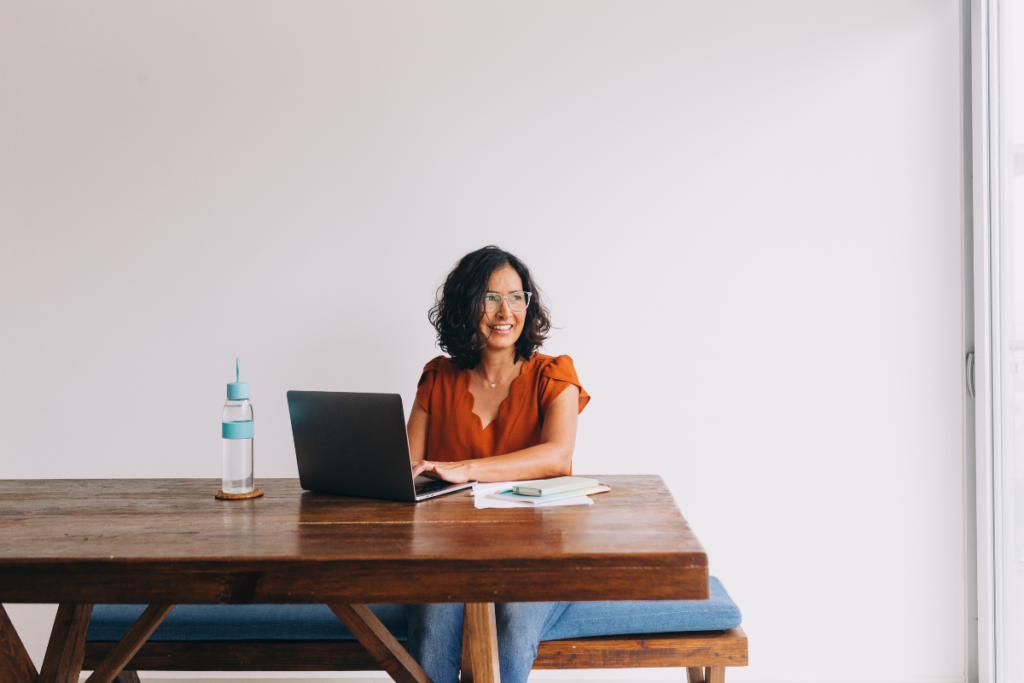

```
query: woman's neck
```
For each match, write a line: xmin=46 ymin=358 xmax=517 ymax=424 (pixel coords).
xmin=477 ymin=349 xmax=518 ymax=381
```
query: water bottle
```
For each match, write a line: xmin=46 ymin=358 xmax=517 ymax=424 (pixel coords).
xmin=222 ymin=359 xmax=254 ymax=495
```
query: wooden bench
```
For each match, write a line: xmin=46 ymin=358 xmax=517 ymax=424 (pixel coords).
xmin=84 ymin=626 xmax=748 ymax=683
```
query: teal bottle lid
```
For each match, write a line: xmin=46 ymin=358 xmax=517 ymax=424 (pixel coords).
xmin=227 ymin=358 xmax=250 ymax=400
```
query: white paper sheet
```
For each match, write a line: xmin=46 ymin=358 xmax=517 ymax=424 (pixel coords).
xmin=471 ymin=481 xmax=594 ymax=509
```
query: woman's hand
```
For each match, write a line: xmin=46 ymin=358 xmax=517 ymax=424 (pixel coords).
xmin=412 ymin=459 xmax=474 ymax=484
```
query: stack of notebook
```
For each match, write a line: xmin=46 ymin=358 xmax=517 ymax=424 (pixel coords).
xmin=472 ymin=477 xmax=610 ymax=509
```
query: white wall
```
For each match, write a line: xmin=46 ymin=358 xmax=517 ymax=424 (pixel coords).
xmin=0 ymin=2 xmax=965 ymax=682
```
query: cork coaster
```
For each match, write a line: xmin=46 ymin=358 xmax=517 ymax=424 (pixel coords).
xmin=215 ymin=487 xmax=264 ymax=500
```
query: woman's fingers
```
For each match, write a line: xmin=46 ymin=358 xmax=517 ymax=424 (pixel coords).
xmin=414 ymin=460 xmax=449 ymax=481
xmin=431 ymin=462 xmax=471 ymax=484
xmin=412 ymin=460 xmax=472 ymax=484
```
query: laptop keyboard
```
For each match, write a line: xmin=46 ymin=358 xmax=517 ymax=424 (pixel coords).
xmin=415 ymin=479 xmax=455 ymax=496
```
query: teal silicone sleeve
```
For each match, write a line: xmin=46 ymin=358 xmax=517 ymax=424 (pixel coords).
xmin=222 ymin=420 xmax=255 ymax=439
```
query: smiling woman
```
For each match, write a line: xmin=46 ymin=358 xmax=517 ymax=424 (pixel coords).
xmin=404 ymin=245 xmax=590 ymax=683
xmin=408 ymin=245 xmax=589 ymax=485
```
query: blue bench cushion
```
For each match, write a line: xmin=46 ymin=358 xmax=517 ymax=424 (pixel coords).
xmin=87 ymin=604 xmax=409 ymax=642
xmin=86 ymin=576 xmax=740 ymax=643
xmin=540 ymin=577 xmax=741 ymax=640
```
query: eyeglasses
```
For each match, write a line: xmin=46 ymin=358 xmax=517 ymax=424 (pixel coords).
xmin=483 ymin=291 xmax=532 ymax=313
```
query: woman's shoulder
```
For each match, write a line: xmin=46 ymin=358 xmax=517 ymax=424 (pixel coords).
xmin=526 ymin=353 xmax=580 ymax=379
xmin=421 ymin=355 xmax=459 ymax=377
xmin=528 ymin=352 xmax=575 ymax=366
xmin=527 ymin=353 xmax=589 ymax=413
xmin=416 ymin=356 xmax=460 ymax=411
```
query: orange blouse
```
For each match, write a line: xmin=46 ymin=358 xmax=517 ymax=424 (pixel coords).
xmin=415 ymin=354 xmax=590 ymax=462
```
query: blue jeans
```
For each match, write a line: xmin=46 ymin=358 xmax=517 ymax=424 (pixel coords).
xmin=407 ymin=602 xmax=570 ymax=683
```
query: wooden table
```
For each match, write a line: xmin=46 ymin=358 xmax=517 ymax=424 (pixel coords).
xmin=0 ymin=476 xmax=708 ymax=683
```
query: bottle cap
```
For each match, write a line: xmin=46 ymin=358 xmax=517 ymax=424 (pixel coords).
xmin=227 ymin=358 xmax=250 ymax=400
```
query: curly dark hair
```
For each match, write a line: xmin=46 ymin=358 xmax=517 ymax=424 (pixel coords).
xmin=429 ymin=246 xmax=551 ymax=370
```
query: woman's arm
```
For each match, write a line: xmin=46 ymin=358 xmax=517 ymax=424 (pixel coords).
xmin=410 ymin=385 xmax=580 ymax=483
xmin=407 ymin=400 xmax=429 ymax=463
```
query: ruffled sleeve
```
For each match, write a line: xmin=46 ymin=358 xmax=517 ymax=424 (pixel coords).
xmin=539 ymin=355 xmax=590 ymax=414
xmin=416 ymin=357 xmax=442 ymax=412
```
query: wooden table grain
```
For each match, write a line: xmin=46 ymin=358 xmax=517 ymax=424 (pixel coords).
xmin=0 ymin=476 xmax=708 ymax=683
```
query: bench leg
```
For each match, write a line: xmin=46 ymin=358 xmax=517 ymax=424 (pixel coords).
xmin=39 ymin=603 xmax=94 ymax=683
xmin=687 ymin=667 xmax=705 ymax=683
xmin=329 ymin=603 xmax=432 ymax=683
xmin=85 ymin=604 xmax=174 ymax=683
xmin=462 ymin=603 xmax=500 ymax=683
xmin=0 ymin=605 xmax=38 ymax=683
xmin=116 ymin=672 xmax=142 ymax=683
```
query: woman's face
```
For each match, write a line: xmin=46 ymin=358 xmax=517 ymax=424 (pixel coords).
xmin=478 ymin=265 xmax=526 ymax=354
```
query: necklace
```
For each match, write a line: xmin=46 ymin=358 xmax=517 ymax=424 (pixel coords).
xmin=478 ymin=362 xmax=518 ymax=388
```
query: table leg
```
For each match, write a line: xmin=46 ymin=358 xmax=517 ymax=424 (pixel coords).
xmin=328 ymin=603 xmax=432 ymax=683
xmin=38 ymin=603 xmax=93 ymax=683
xmin=687 ymin=667 xmax=705 ymax=683
xmin=461 ymin=603 xmax=500 ymax=683
xmin=0 ymin=604 xmax=38 ymax=683
xmin=85 ymin=604 xmax=175 ymax=683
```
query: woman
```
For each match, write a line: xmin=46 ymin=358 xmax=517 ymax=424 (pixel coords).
xmin=406 ymin=245 xmax=589 ymax=683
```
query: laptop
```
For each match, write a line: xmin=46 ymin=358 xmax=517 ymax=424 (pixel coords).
xmin=286 ymin=390 xmax=474 ymax=502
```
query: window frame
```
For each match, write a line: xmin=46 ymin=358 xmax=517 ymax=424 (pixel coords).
xmin=966 ymin=1 xmax=1014 ymax=682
